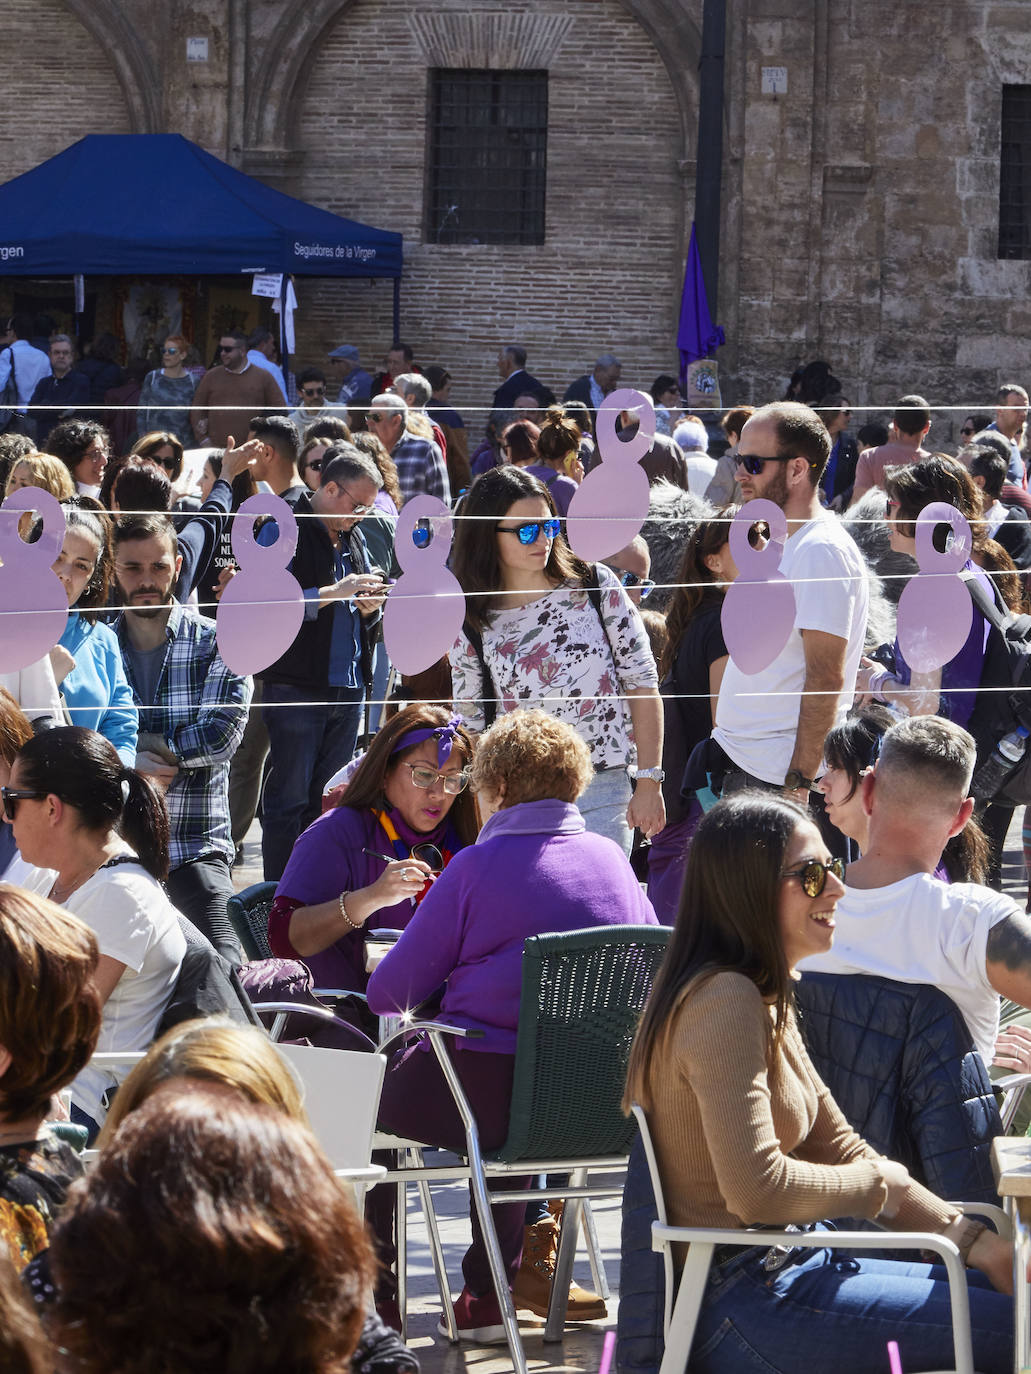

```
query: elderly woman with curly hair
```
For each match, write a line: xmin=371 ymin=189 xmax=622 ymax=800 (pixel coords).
xmin=367 ymin=709 xmax=657 ymax=1342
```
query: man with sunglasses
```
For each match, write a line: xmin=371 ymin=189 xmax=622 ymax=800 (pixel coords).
xmin=287 ymin=367 xmax=349 ymax=434
xmin=366 ymin=391 xmax=449 ymax=506
xmin=190 ymin=331 xmax=287 ymax=449
xmin=709 ymin=400 xmax=869 ymax=807
xmin=603 ymin=537 xmax=654 ymax=606
xmin=259 ymin=447 xmax=387 ymax=880
xmin=814 ymin=393 xmax=859 ymax=511
xmin=800 ymin=716 xmax=1031 ymax=1069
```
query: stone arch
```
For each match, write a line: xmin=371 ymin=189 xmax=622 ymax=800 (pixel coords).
xmin=246 ymin=0 xmax=700 ymax=157
xmin=62 ymin=0 xmax=160 ymax=134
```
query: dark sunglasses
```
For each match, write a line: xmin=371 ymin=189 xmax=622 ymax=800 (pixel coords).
xmin=218 ymin=344 xmax=237 ymax=353
xmin=618 ymin=570 xmax=655 ymax=599
xmin=960 ymin=426 xmax=975 ymax=437
xmin=781 ymin=856 xmax=845 ymax=898
xmin=302 ymin=387 xmax=325 ymax=397
xmin=496 ymin=519 xmax=561 ymax=546
xmin=155 ymin=457 xmax=177 ymax=473
xmin=1 ymin=787 xmax=46 ymax=821
xmin=362 ymin=842 xmax=447 ymax=872
xmin=737 ymin=454 xmax=803 ymax=476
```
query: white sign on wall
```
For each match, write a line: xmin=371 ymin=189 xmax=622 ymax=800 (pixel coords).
xmin=761 ymin=66 xmax=787 ymax=95
xmin=186 ymin=37 xmax=209 ymax=62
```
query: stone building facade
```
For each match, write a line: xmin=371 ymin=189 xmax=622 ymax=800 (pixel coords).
xmin=0 ymin=0 xmax=1028 ymax=432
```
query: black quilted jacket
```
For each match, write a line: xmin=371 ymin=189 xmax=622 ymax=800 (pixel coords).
xmin=616 ymin=973 xmax=1002 ymax=1374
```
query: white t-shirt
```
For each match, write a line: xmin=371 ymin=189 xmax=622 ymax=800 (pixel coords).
xmin=14 ymin=859 xmax=186 ymax=1122
xmin=799 ymin=872 xmax=1019 ymax=1061
xmin=713 ymin=511 xmax=869 ymax=783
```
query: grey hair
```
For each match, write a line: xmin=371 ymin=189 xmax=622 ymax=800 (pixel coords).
xmin=370 ymin=391 xmax=407 ymax=417
xmin=502 ymin=344 xmax=527 ymax=369
xmin=394 ymin=373 xmax=431 ymax=408
xmin=595 ymin=353 xmax=621 ymax=369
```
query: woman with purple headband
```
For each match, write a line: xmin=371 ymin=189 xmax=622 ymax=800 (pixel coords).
xmin=267 ymin=704 xmax=478 ymax=1019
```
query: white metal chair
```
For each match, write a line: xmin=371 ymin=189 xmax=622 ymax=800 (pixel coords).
xmin=630 ymin=1102 xmax=1009 ymax=1374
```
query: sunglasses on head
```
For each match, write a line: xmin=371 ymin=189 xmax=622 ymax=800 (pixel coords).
xmin=496 ymin=519 xmax=561 ymax=546
xmin=1 ymin=787 xmax=45 ymax=821
xmin=781 ymin=856 xmax=845 ymax=897
xmin=618 ymin=570 xmax=655 ymax=598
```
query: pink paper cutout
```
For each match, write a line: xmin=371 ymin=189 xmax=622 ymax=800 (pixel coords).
xmin=895 ymin=501 xmax=974 ymax=674
xmin=215 ymin=494 xmax=305 ymax=675
xmin=0 ymin=487 xmax=68 ymax=671
xmin=720 ymin=500 xmax=797 ymax=675
xmin=565 ymin=388 xmax=653 ymax=561
xmin=384 ymin=495 xmax=466 ymax=675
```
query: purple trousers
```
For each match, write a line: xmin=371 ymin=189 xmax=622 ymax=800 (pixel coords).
xmin=645 ymin=802 xmax=701 ymax=925
xmin=368 ymin=1040 xmax=532 ymax=1298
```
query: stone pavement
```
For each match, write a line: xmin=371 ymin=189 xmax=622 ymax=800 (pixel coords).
xmin=233 ymin=814 xmax=1029 ymax=1374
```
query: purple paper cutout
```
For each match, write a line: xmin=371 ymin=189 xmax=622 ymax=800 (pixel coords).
xmin=384 ymin=495 xmax=466 ymax=675
xmin=0 ymin=487 xmax=68 ymax=672
xmin=565 ymin=388 xmax=653 ymax=561
xmin=895 ymin=501 xmax=974 ymax=674
xmin=720 ymin=500 xmax=797 ymax=676
xmin=216 ymin=494 xmax=304 ymax=675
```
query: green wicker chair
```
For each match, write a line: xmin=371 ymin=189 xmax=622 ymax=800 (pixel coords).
xmin=376 ymin=924 xmax=670 ymax=1371
xmin=226 ymin=880 xmax=277 ymax=961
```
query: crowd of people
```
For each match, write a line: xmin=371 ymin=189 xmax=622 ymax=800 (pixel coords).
xmin=0 ymin=319 xmax=1030 ymax=1370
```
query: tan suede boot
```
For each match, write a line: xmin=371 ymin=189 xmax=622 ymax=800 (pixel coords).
xmin=512 ymin=1204 xmax=607 ymax=1321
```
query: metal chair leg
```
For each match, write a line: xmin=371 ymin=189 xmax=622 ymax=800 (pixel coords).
xmin=408 ymin=1146 xmax=457 ymax=1340
xmin=545 ymin=1170 xmax=586 ymax=1342
xmin=580 ymin=1197 xmax=610 ymax=1300
xmin=396 ymin=1169 xmax=407 ymax=1343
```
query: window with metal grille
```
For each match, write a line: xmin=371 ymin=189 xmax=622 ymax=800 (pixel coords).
xmin=426 ymin=69 xmax=548 ymax=245
xmin=1000 ymin=85 xmax=1031 ymax=259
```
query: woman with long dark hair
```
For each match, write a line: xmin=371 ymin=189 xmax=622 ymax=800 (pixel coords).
xmin=267 ymin=704 xmax=477 ymax=1004
xmin=646 ymin=513 xmax=735 ymax=921
xmin=449 ymin=466 xmax=664 ymax=854
xmin=624 ymin=791 xmax=1013 ymax=1374
xmin=4 ymin=727 xmax=185 ymax=1140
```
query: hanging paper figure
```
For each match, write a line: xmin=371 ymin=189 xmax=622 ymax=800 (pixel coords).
xmin=895 ymin=501 xmax=973 ymax=674
xmin=384 ymin=494 xmax=464 ymax=675
xmin=565 ymin=387 xmax=653 ymax=561
xmin=0 ymin=487 xmax=68 ymax=672
xmin=216 ymin=494 xmax=304 ymax=675
xmin=721 ymin=500 xmax=797 ymax=675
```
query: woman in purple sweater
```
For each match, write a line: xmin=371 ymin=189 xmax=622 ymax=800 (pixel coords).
xmin=367 ymin=709 xmax=657 ymax=1343
xmin=267 ymin=705 xmax=478 ymax=1005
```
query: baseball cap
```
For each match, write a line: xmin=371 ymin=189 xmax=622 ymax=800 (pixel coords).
xmin=328 ymin=344 xmax=360 ymax=362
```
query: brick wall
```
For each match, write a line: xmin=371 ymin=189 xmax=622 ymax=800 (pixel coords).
xmin=289 ymin=0 xmax=689 ymax=438
xmin=0 ymin=0 xmax=131 ymax=184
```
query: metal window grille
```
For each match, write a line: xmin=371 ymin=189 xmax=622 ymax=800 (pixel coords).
xmin=426 ymin=69 xmax=548 ymax=246
xmin=1000 ymin=85 xmax=1031 ymax=260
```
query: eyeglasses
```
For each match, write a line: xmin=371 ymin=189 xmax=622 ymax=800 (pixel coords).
xmin=1 ymin=787 xmax=46 ymax=821
xmin=218 ymin=345 xmax=237 ymax=353
xmin=960 ymin=427 xmax=975 ymax=437
xmin=885 ymin=497 xmax=899 ymax=519
xmin=161 ymin=346 xmax=179 ymax=355
xmin=368 ymin=412 xmax=393 ymax=424
xmin=618 ymin=570 xmax=655 ymax=599
xmin=737 ymin=454 xmax=804 ymax=476
xmin=400 ymin=763 xmax=470 ymax=795
xmin=496 ymin=519 xmax=561 ymax=546
xmin=780 ymin=856 xmax=845 ymax=898
xmin=341 ymin=485 xmax=374 ymax=516
xmin=155 ymin=457 xmax=178 ymax=473
xmin=363 ymin=842 xmax=446 ymax=873
xmin=302 ymin=387 xmax=325 ymax=398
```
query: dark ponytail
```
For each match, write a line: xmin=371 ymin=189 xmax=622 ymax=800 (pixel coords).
xmin=14 ymin=727 xmax=170 ymax=881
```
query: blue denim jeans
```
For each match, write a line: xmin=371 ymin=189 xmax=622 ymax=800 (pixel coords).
xmin=261 ymin=682 xmax=363 ymax=880
xmin=577 ymin=766 xmax=633 ymax=855
xmin=691 ymin=1228 xmax=1012 ymax=1374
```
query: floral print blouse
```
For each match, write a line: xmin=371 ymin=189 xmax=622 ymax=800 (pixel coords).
xmin=449 ymin=563 xmax=658 ymax=769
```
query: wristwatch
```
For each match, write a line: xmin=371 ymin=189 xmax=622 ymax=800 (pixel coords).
xmin=633 ymin=767 xmax=665 ymax=783
xmin=783 ymin=769 xmax=815 ymax=792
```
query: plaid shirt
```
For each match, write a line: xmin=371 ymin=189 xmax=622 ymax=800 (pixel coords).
xmin=392 ymin=434 xmax=451 ymax=505
xmin=115 ymin=602 xmax=251 ymax=869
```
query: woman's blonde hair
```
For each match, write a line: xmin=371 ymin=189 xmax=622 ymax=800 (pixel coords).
xmin=471 ymin=709 xmax=594 ymax=807
xmin=98 ymin=1017 xmax=306 ymax=1145
xmin=5 ymin=451 xmax=76 ymax=501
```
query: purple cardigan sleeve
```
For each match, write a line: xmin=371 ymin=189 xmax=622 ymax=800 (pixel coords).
xmin=366 ymin=856 xmax=470 ymax=1015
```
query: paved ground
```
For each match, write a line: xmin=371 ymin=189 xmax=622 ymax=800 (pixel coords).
xmin=233 ymin=815 xmax=1028 ymax=1374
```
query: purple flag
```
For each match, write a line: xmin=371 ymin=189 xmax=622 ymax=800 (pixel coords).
xmin=677 ymin=222 xmax=725 ymax=390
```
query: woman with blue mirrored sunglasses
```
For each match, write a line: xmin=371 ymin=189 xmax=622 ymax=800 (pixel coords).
xmin=495 ymin=518 xmax=562 ymax=546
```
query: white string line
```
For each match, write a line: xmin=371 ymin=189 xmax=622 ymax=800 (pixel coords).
xmin=30 ymin=681 xmax=1031 ymax=714
xmin=8 ymin=402 xmax=1023 ymax=415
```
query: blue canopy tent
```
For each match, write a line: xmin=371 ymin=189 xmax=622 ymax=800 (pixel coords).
xmin=0 ymin=132 xmax=403 ymax=353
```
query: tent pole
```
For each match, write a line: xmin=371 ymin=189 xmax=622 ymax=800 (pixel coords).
xmin=392 ymin=277 xmax=400 ymax=343
xmin=279 ymin=274 xmax=290 ymax=403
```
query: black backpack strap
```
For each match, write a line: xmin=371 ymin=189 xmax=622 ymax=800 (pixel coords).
xmin=960 ymin=567 xmax=1012 ymax=631
xmin=462 ymin=618 xmax=497 ymax=728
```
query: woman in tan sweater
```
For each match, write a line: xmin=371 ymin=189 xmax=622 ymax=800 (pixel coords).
xmin=625 ymin=791 xmax=1013 ymax=1374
